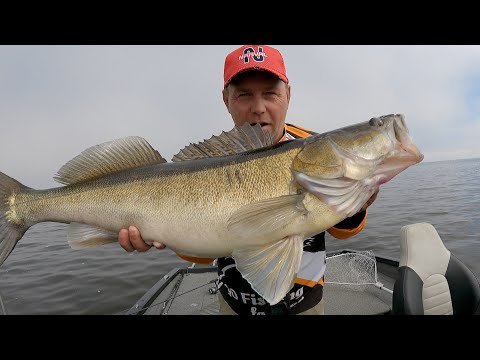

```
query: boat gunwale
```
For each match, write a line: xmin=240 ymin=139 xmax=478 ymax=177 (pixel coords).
xmin=126 ymin=266 xmax=217 ymax=315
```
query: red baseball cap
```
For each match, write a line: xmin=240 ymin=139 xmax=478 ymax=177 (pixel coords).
xmin=223 ymin=45 xmax=289 ymax=88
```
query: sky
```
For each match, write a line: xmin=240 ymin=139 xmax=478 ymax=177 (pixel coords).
xmin=1 ymin=45 xmax=479 ymax=189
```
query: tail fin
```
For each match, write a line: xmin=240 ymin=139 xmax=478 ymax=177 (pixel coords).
xmin=0 ymin=172 xmax=31 ymax=266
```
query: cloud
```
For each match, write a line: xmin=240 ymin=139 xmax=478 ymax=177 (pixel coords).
xmin=0 ymin=45 xmax=478 ymax=188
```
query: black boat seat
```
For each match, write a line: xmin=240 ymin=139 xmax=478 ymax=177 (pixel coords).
xmin=392 ymin=223 xmax=480 ymax=315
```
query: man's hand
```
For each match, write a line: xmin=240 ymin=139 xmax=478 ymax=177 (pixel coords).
xmin=118 ymin=226 xmax=166 ymax=252
xmin=360 ymin=189 xmax=379 ymax=213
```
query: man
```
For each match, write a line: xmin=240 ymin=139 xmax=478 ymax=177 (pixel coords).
xmin=118 ymin=45 xmax=378 ymax=315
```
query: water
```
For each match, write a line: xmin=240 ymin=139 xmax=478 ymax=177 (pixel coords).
xmin=325 ymin=158 xmax=480 ymax=269
xmin=0 ymin=159 xmax=479 ymax=314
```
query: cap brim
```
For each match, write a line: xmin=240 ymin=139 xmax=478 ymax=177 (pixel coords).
xmin=224 ymin=68 xmax=288 ymax=88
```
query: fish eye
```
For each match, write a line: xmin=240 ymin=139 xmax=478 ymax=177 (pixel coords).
xmin=369 ymin=117 xmax=384 ymax=127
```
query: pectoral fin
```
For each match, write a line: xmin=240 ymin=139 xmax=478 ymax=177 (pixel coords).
xmin=67 ymin=223 xmax=119 ymax=249
xmin=232 ymin=235 xmax=304 ymax=305
xmin=227 ymin=194 xmax=308 ymax=241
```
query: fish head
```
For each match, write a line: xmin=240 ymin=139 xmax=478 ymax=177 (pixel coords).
xmin=292 ymin=114 xmax=423 ymax=216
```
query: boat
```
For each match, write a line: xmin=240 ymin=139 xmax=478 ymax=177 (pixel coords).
xmin=126 ymin=223 xmax=480 ymax=315
xmin=125 ymin=250 xmax=398 ymax=315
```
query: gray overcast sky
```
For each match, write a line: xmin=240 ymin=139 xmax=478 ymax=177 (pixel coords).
xmin=1 ymin=45 xmax=479 ymax=189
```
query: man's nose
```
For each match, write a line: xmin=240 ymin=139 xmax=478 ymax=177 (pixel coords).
xmin=251 ymin=95 xmax=267 ymax=114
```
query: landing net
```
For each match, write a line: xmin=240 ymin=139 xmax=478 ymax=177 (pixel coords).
xmin=325 ymin=250 xmax=378 ymax=291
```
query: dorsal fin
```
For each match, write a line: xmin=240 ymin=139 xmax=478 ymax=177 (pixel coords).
xmin=54 ymin=136 xmax=167 ymax=185
xmin=172 ymin=123 xmax=273 ymax=162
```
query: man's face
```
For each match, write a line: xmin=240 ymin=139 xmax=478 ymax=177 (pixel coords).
xmin=223 ymin=71 xmax=291 ymax=144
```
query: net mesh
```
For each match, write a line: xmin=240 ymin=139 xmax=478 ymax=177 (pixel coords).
xmin=324 ymin=250 xmax=378 ymax=291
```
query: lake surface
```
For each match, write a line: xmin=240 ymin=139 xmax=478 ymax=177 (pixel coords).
xmin=0 ymin=158 xmax=479 ymax=314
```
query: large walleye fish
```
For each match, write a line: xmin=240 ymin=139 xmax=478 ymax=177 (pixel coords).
xmin=0 ymin=114 xmax=423 ymax=305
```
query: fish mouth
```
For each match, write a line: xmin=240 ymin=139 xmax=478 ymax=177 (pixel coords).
xmin=392 ymin=114 xmax=424 ymax=163
xmin=373 ymin=114 xmax=424 ymax=184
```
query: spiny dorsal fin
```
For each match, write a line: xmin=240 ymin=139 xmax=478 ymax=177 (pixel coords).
xmin=54 ymin=136 xmax=166 ymax=185
xmin=172 ymin=123 xmax=273 ymax=162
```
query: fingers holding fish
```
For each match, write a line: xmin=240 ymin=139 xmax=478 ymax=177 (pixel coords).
xmin=118 ymin=226 xmax=151 ymax=252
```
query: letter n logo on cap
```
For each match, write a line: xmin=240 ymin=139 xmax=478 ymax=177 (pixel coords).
xmin=241 ymin=46 xmax=265 ymax=63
